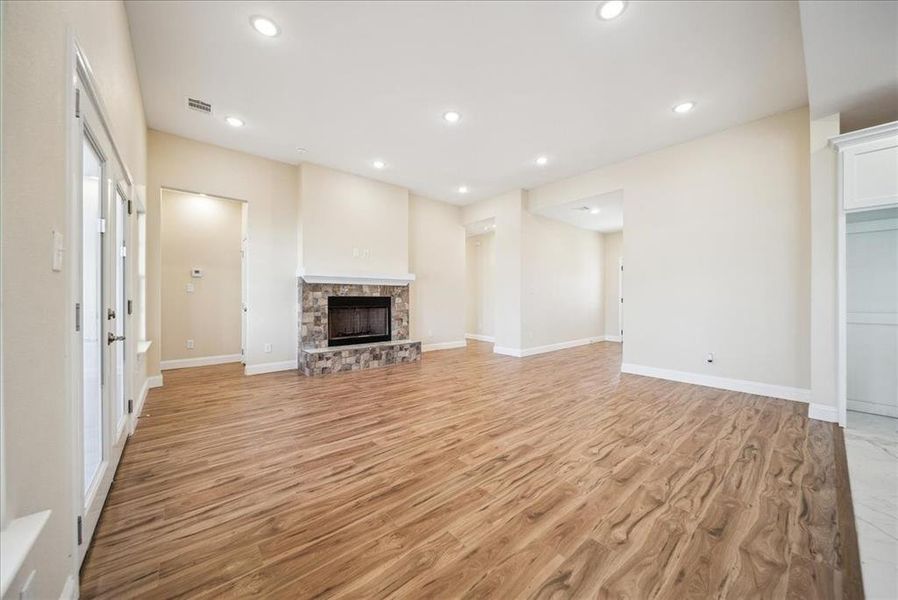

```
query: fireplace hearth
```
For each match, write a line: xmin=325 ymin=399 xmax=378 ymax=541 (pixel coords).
xmin=327 ymin=296 xmax=391 ymax=346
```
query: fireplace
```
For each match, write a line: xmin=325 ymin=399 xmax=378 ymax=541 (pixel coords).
xmin=327 ymin=296 xmax=391 ymax=347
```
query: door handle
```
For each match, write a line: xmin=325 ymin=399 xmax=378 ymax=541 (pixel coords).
xmin=107 ymin=332 xmax=125 ymax=345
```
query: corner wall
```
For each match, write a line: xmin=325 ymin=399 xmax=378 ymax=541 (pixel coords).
xmin=529 ymin=107 xmax=812 ymax=395
xmin=147 ymin=131 xmax=299 ymax=375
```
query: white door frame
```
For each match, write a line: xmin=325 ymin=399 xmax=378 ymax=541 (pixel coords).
xmin=618 ymin=257 xmax=624 ymax=341
xmin=66 ymin=36 xmax=135 ymax=568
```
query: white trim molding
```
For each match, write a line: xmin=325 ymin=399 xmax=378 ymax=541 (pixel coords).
xmin=808 ymin=403 xmax=839 ymax=423
xmin=160 ymin=353 xmax=242 ymax=371
xmin=603 ymin=335 xmax=622 ymax=342
xmin=495 ymin=337 xmax=603 ymax=358
xmin=244 ymin=360 xmax=297 ymax=376
xmin=422 ymin=340 xmax=467 ymax=352
xmin=0 ymin=510 xmax=51 ymax=597
xmin=620 ymin=363 xmax=811 ymax=404
xmin=297 ymin=269 xmax=416 ymax=286
xmin=465 ymin=333 xmax=495 ymax=343
xmin=147 ymin=374 xmax=164 ymax=389
xmin=59 ymin=574 xmax=78 ymax=600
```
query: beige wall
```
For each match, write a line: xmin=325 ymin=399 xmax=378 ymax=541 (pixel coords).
xmin=521 ymin=214 xmax=603 ymax=349
xmin=809 ymin=114 xmax=841 ymax=409
xmin=465 ymin=233 xmax=496 ymax=337
xmin=529 ymin=107 xmax=811 ymax=391
xmin=161 ymin=190 xmax=243 ymax=362
xmin=602 ymin=231 xmax=623 ymax=339
xmin=463 ymin=190 xmax=524 ymax=351
xmin=1 ymin=1 xmax=147 ymax=597
xmin=299 ymin=162 xmax=409 ymax=275
xmin=147 ymin=131 xmax=298 ymax=374
xmin=408 ymin=195 xmax=465 ymax=347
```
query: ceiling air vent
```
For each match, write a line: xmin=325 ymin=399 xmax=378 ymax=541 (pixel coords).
xmin=186 ymin=97 xmax=213 ymax=115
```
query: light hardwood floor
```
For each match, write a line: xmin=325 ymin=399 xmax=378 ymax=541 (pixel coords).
xmin=80 ymin=341 xmax=862 ymax=599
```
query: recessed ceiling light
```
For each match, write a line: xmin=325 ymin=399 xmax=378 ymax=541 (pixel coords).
xmin=458 ymin=185 xmax=469 ymax=194
xmin=536 ymin=155 xmax=548 ymax=166
xmin=296 ymin=147 xmax=308 ymax=153
xmin=590 ymin=208 xmax=601 ymax=215
xmin=250 ymin=16 xmax=279 ymax=37
xmin=225 ymin=116 xmax=245 ymax=127
xmin=673 ymin=101 xmax=696 ymax=114
xmin=597 ymin=0 xmax=627 ymax=20
xmin=443 ymin=111 xmax=461 ymax=124
xmin=372 ymin=160 xmax=386 ymax=169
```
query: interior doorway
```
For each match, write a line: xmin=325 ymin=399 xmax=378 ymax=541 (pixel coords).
xmin=465 ymin=218 xmax=496 ymax=344
xmin=159 ymin=189 xmax=246 ymax=371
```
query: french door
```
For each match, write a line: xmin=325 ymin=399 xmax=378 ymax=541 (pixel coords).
xmin=75 ymin=74 xmax=130 ymax=564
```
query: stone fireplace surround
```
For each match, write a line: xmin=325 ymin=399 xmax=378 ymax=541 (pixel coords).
xmin=298 ymin=276 xmax=421 ymax=375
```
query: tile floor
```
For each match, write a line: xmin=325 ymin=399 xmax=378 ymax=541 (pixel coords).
xmin=845 ymin=410 xmax=898 ymax=599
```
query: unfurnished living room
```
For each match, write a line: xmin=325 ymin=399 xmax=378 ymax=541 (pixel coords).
xmin=2 ymin=1 xmax=897 ymax=599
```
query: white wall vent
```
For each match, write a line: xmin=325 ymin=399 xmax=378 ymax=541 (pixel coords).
xmin=186 ymin=97 xmax=213 ymax=114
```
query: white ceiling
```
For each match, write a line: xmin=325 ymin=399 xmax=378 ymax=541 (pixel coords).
xmin=125 ymin=1 xmax=808 ymax=205
xmin=799 ymin=1 xmax=898 ymax=132
xmin=533 ymin=189 xmax=623 ymax=233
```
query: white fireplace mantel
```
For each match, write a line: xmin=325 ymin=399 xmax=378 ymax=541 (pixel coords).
xmin=297 ymin=268 xmax=416 ymax=286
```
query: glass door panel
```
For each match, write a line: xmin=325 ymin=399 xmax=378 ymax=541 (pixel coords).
xmin=82 ymin=137 xmax=104 ymax=494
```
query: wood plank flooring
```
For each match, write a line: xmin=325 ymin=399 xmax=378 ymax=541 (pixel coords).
xmin=80 ymin=341 xmax=862 ymax=599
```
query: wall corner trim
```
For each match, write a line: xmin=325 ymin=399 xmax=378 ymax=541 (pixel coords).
xmin=147 ymin=375 xmax=164 ymax=389
xmin=244 ymin=360 xmax=297 ymax=376
xmin=620 ymin=363 xmax=811 ymax=404
xmin=422 ymin=340 xmax=467 ymax=352
xmin=808 ymin=403 xmax=840 ymax=423
xmin=464 ymin=333 xmax=495 ymax=343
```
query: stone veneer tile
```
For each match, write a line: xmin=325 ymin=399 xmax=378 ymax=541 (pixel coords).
xmin=297 ymin=278 xmax=419 ymax=375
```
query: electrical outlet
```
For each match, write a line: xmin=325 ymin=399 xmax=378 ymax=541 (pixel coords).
xmin=264 ymin=343 xmax=272 ymax=353
xmin=186 ymin=339 xmax=194 ymax=349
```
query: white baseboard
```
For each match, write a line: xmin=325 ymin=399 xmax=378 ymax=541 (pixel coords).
xmin=423 ymin=340 xmax=467 ymax=352
xmin=494 ymin=337 xmax=603 ymax=358
xmin=465 ymin=333 xmax=495 ymax=343
xmin=244 ymin=360 xmax=296 ymax=375
xmin=134 ymin=377 xmax=150 ymax=417
xmin=603 ymin=335 xmax=622 ymax=342
xmin=59 ymin=574 xmax=77 ymax=600
xmin=808 ymin=403 xmax=839 ymax=423
xmin=620 ymin=363 xmax=811 ymax=404
xmin=147 ymin=374 xmax=163 ymax=389
xmin=160 ymin=353 xmax=242 ymax=371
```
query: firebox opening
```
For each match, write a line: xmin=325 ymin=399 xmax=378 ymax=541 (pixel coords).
xmin=327 ymin=296 xmax=392 ymax=347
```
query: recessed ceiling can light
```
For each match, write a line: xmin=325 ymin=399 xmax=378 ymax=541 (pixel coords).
xmin=443 ymin=111 xmax=461 ymax=124
xmin=458 ymin=185 xmax=469 ymax=194
xmin=597 ymin=0 xmax=627 ymax=20
xmin=673 ymin=101 xmax=696 ymax=114
xmin=590 ymin=208 xmax=601 ymax=215
xmin=296 ymin=147 xmax=308 ymax=153
xmin=373 ymin=160 xmax=386 ymax=169
xmin=536 ymin=155 xmax=548 ymax=166
xmin=250 ymin=16 xmax=279 ymax=37
xmin=225 ymin=116 xmax=245 ymax=127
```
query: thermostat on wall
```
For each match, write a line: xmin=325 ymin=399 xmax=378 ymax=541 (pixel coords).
xmin=191 ymin=268 xmax=203 ymax=278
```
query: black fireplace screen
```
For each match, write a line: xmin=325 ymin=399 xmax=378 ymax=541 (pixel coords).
xmin=327 ymin=296 xmax=391 ymax=346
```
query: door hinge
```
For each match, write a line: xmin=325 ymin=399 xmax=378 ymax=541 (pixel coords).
xmin=121 ymin=245 xmax=127 ymax=258
xmin=77 ymin=516 xmax=83 ymax=545
xmin=127 ymin=299 xmax=133 ymax=315
xmin=128 ymin=399 xmax=133 ymax=414
xmin=127 ymin=199 xmax=133 ymax=215
xmin=75 ymin=88 xmax=81 ymax=118
xmin=620 ymin=297 xmax=623 ymax=303
xmin=98 ymin=218 xmax=106 ymax=234
xmin=75 ymin=303 xmax=81 ymax=332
